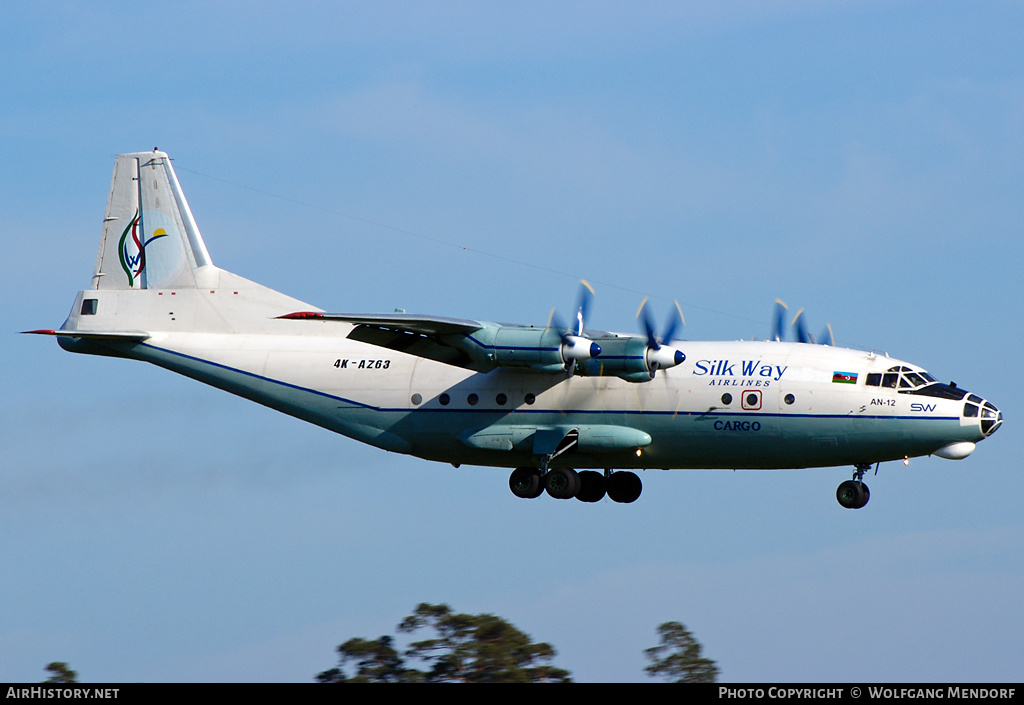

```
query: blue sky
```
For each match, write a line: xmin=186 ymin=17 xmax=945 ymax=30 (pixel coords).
xmin=2 ymin=1 xmax=1022 ymax=683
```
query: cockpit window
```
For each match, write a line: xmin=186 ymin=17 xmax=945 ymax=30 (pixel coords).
xmin=866 ymin=366 xmax=935 ymax=390
xmin=904 ymin=372 xmax=927 ymax=387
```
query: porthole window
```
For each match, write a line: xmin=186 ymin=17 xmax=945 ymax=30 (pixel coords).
xmin=741 ymin=390 xmax=762 ymax=410
xmin=411 ymin=393 xmax=422 ymax=406
xmin=467 ymin=393 xmax=479 ymax=406
xmin=524 ymin=393 xmax=536 ymax=405
xmin=81 ymin=299 xmax=98 ymax=315
xmin=496 ymin=393 xmax=507 ymax=406
xmin=721 ymin=393 xmax=732 ymax=405
xmin=784 ymin=394 xmax=795 ymax=405
xmin=439 ymin=393 xmax=450 ymax=406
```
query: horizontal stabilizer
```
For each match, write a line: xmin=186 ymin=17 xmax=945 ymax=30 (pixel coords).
xmin=22 ymin=329 xmax=151 ymax=341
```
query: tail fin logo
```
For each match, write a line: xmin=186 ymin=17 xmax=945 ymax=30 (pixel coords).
xmin=117 ymin=210 xmax=169 ymax=287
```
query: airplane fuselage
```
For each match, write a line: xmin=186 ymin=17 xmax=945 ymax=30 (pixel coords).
xmin=57 ymin=282 xmax=992 ymax=473
xmin=37 ymin=151 xmax=1001 ymax=508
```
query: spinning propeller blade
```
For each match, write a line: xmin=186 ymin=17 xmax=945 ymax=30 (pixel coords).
xmin=771 ymin=300 xmax=834 ymax=345
xmin=792 ymin=308 xmax=810 ymax=344
xmin=772 ymin=299 xmax=788 ymax=341
xmin=822 ymin=323 xmax=834 ymax=346
xmin=574 ymin=279 xmax=595 ymax=337
xmin=548 ymin=281 xmax=601 ymax=371
xmin=636 ymin=298 xmax=686 ymax=373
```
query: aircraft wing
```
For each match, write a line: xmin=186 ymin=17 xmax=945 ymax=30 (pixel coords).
xmin=278 ymin=311 xmax=491 ymax=370
xmin=278 ymin=312 xmax=484 ymax=336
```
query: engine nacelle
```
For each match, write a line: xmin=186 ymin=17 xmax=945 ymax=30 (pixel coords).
xmin=575 ymin=336 xmax=685 ymax=382
xmin=444 ymin=324 xmax=677 ymax=379
xmin=452 ymin=325 xmax=601 ymax=373
xmin=575 ymin=337 xmax=651 ymax=381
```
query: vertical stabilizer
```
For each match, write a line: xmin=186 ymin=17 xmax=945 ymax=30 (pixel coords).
xmin=93 ymin=151 xmax=212 ymax=290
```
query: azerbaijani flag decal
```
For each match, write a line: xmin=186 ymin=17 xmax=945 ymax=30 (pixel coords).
xmin=832 ymin=371 xmax=858 ymax=384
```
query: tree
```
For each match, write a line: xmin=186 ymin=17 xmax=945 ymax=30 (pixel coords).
xmin=316 ymin=636 xmax=416 ymax=683
xmin=398 ymin=602 xmax=570 ymax=683
xmin=43 ymin=662 xmax=77 ymax=683
xmin=317 ymin=603 xmax=571 ymax=683
xmin=644 ymin=621 xmax=719 ymax=683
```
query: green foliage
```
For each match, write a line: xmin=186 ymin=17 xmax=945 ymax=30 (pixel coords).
xmin=644 ymin=621 xmax=719 ymax=683
xmin=317 ymin=603 xmax=571 ymax=683
xmin=316 ymin=636 xmax=416 ymax=683
xmin=43 ymin=662 xmax=77 ymax=683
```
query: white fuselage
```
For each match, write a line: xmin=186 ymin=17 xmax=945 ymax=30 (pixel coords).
xmin=57 ymin=272 xmax=994 ymax=473
xmin=40 ymin=150 xmax=1001 ymax=508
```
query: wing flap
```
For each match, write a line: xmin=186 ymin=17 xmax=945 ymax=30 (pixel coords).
xmin=277 ymin=312 xmax=491 ymax=370
xmin=277 ymin=311 xmax=483 ymax=336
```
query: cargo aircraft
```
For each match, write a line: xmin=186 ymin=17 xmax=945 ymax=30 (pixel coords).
xmin=28 ymin=151 xmax=1003 ymax=508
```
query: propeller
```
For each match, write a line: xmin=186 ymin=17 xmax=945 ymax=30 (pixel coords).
xmin=772 ymin=300 xmax=834 ymax=345
xmin=548 ymin=280 xmax=601 ymax=370
xmin=572 ymin=279 xmax=594 ymax=337
xmin=772 ymin=299 xmax=788 ymax=341
xmin=819 ymin=322 xmax=835 ymax=346
xmin=636 ymin=298 xmax=686 ymax=373
xmin=792 ymin=307 xmax=810 ymax=343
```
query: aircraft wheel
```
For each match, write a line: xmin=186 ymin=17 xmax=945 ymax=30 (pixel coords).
xmin=837 ymin=480 xmax=869 ymax=509
xmin=509 ymin=467 xmax=543 ymax=499
xmin=575 ymin=470 xmax=607 ymax=503
xmin=544 ymin=467 xmax=580 ymax=499
xmin=607 ymin=471 xmax=642 ymax=503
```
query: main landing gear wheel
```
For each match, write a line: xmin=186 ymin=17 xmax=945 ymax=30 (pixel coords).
xmin=836 ymin=480 xmax=870 ymax=509
xmin=509 ymin=467 xmax=543 ymax=499
xmin=544 ymin=467 xmax=580 ymax=499
xmin=575 ymin=470 xmax=607 ymax=503
xmin=507 ymin=467 xmax=640 ymax=503
xmin=607 ymin=471 xmax=642 ymax=504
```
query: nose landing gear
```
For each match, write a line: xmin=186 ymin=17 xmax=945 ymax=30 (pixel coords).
xmin=837 ymin=463 xmax=873 ymax=509
xmin=837 ymin=479 xmax=870 ymax=509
